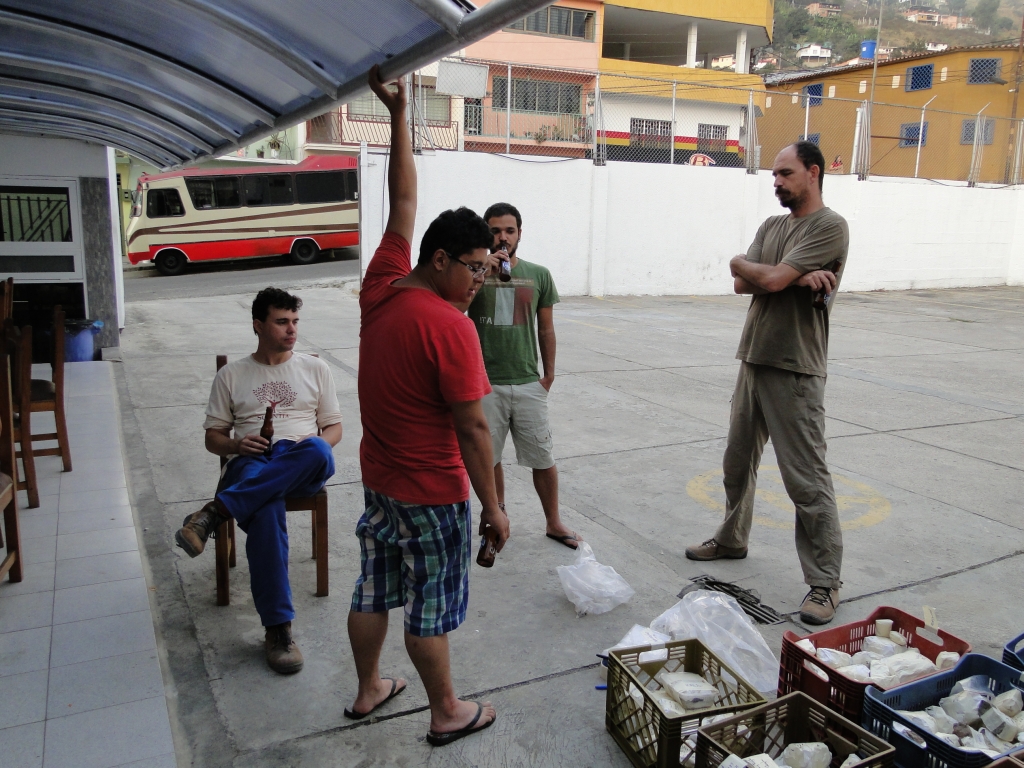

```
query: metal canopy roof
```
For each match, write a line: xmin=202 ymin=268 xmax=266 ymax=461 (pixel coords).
xmin=0 ymin=0 xmax=552 ymax=168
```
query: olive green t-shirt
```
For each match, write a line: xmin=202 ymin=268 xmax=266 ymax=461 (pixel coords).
xmin=735 ymin=207 xmax=849 ymax=377
xmin=467 ymin=257 xmax=559 ymax=385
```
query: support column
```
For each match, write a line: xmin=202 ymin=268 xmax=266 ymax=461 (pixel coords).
xmin=686 ymin=23 xmax=698 ymax=68
xmin=623 ymin=42 xmax=630 ymax=61
xmin=735 ymin=28 xmax=748 ymax=74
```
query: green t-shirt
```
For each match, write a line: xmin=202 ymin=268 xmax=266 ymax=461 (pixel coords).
xmin=735 ymin=207 xmax=849 ymax=377
xmin=467 ymin=257 xmax=560 ymax=385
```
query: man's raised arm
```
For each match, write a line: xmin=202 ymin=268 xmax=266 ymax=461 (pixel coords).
xmin=368 ymin=65 xmax=415 ymax=244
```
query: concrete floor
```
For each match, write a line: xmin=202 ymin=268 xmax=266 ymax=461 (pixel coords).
xmin=114 ymin=284 xmax=1024 ymax=766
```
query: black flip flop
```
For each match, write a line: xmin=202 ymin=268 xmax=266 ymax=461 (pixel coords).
xmin=546 ymin=532 xmax=580 ymax=550
xmin=343 ymin=678 xmax=406 ymax=720
xmin=426 ymin=702 xmax=495 ymax=747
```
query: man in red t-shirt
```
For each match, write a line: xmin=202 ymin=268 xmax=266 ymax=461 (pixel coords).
xmin=345 ymin=66 xmax=510 ymax=748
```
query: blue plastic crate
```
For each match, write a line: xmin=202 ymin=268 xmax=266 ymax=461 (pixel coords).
xmin=1003 ymin=633 xmax=1024 ymax=672
xmin=863 ymin=654 xmax=1024 ymax=768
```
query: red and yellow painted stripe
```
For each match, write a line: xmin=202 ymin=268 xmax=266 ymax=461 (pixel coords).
xmin=598 ymin=130 xmax=740 ymax=152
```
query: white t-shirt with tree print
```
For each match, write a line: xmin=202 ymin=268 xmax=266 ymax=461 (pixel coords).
xmin=203 ymin=353 xmax=342 ymax=448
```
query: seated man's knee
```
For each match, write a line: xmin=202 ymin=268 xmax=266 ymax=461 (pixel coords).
xmin=301 ymin=435 xmax=334 ymax=464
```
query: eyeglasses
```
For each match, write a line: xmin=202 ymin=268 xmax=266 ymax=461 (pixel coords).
xmin=445 ymin=252 xmax=488 ymax=278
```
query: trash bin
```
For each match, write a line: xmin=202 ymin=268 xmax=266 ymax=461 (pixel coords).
xmin=65 ymin=319 xmax=104 ymax=362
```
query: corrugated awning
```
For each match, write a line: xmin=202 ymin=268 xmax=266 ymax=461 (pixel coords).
xmin=0 ymin=0 xmax=551 ymax=168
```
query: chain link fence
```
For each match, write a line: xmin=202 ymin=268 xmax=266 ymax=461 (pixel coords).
xmin=304 ymin=57 xmax=1024 ymax=185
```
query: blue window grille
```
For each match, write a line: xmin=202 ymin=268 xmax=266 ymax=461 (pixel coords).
xmin=899 ymin=122 xmax=928 ymax=148
xmin=960 ymin=118 xmax=996 ymax=145
xmin=799 ymin=133 xmax=821 ymax=145
xmin=967 ymin=58 xmax=1001 ymax=84
xmin=801 ymin=83 xmax=823 ymax=107
xmin=906 ymin=64 xmax=933 ymax=91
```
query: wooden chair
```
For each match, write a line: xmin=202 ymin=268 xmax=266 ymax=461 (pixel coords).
xmin=212 ymin=354 xmax=328 ymax=606
xmin=0 ymin=345 xmax=22 ymax=584
xmin=28 ymin=306 xmax=72 ymax=472
xmin=4 ymin=321 xmax=38 ymax=508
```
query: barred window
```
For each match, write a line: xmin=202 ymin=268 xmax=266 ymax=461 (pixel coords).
xmin=630 ymin=118 xmax=671 ymax=148
xmin=802 ymin=83 xmax=823 ymax=107
xmin=967 ymin=58 xmax=1001 ymax=84
xmin=349 ymin=88 xmax=450 ymax=124
xmin=0 ymin=186 xmax=72 ymax=241
xmin=507 ymin=6 xmax=595 ymax=40
xmin=906 ymin=64 xmax=933 ymax=92
xmin=899 ymin=122 xmax=928 ymax=148
xmin=493 ymin=76 xmax=582 ymax=114
xmin=698 ymin=124 xmax=728 ymax=153
xmin=960 ymin=118 xmax=996 ymax=145
xmin=800 ymin=132 xmax=821 ymax=146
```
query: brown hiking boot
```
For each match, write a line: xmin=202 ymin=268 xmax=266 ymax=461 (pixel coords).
xmin=174 ymin=501 xmax=228 ymax=558
xmin=265 ymin=622 xmax=304 ymax=674
xmin=800 ymin=586 xmax=840 ymax=625
xmin=685 ymin=538 xmax=748 ymax=561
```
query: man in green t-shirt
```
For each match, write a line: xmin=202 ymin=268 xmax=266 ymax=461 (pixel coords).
xmin=468 ymin=203 xmax=579 ymax=549
xmin=685 ymin=141 xmax=849 ymax=625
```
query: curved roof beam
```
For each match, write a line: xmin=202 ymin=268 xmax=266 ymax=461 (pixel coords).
xmin=163 ymin=0 xmax=340 ymax=96
xmin=0 ymin=51 xmax=241 ymax=139
xmin=0 ymin=123 xmax=166 ymax=166
xmin=0 ymin=8 xmax=276 ymax=126
xmin=0 ymin=108 xmax=183 ymax=166
xmin=0 ymin=79 xmax=214 ymax=153
xmin=405 ymin=0 xmax=468 ymax=36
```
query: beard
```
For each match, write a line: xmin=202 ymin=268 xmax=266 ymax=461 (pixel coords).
xmin=776 ymin=188 xmax=805 ymax=210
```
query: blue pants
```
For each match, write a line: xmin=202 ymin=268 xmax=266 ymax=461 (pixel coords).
xmin=217 ymin=438 xmax=335 ymax=626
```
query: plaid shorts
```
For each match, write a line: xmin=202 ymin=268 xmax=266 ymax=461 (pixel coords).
xmin=350 ymin=486 xmax=471 ymax=637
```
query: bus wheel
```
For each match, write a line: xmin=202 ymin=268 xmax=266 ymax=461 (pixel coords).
xmin=290 ymin=240 xmax=320 ymax=265
xmin=155 ymin=249 xmax=187 ymax=276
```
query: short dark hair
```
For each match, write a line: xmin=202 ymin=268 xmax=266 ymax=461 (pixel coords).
xmin=793 ymin=140 xmax=826 ymax=191
xmin=418 ymin=207 xmax=492 ymax=266
xmin=252 ymin=287 xmax=302 ymax=324
xmin=483 ymin=202 xmax=522 ymax=229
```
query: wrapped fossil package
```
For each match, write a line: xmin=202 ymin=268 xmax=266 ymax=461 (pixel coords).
xmin=776 ymin=743 xmax=832 ymax=768
xmin=815 ymin=648 xmax=853 ymax=669
xmin=654 ymin=670 xmax=718 ymax=710
xmin=795 ymin=638 xmax=816 ymax=655
xmin=852 ymin=651 xmax=883 ymax=667
xmin=940 ymin=688 xmax=993 ymax=726
xmin=980 ymin=703 xmax=1019 ymax=743
xmin=993 ymin=689 xmax=1023 ymax=718
xmin=836 ymin=664 xmax=871 ymax=682
xmin=861 ymin=636 xmax=901 ymax=657
xmin=647 ymin=688 xmax=686 ymax=717
xmin=839 ymin=755 xmax=862 ymax=768
xmin=925 ymin=705 xmax=958 ymax=734
xmin=935 ymin=652 xmax=961 ymax=671
xmin=875 ymin=651 xmax=937 ymax=686
xmin=898 ymin=710 xmax=937 ymax=733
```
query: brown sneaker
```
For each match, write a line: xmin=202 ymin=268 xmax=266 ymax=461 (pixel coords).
xmin=800 ymin=587 xmax=840 ymax=625
xmin=684 ymin=538 xmax=748 ymax=561
xmin=174 ymin=501 xmax=229 ymax=558
xmin=265 ymin=622 xmax=304 ymax=674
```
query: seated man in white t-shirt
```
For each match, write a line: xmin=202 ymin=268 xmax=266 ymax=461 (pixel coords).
xmin=175 ymin=287 xmax=342 ymax=674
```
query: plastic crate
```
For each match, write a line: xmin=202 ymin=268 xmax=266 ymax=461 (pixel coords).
xmin=985 ymin=755 xmax=1024 ymax=768
xmin=606 ymin=638 xmax=767 ymax=768
xmin=1002 ymin=632 xmax=1024 ymax=672
xmin=779 ymin=606 xmax=972 ymax=724
xmin=696 ymin=691 xmax=896 ymax=768
xmin=862 ymin=653 xmax=1024 ymax=768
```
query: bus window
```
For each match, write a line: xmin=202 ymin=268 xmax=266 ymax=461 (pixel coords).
xmin=147 ymin=188 xmax=185 ymax=218
xmin=296 ymin=171 xmax=346 ymax=204
xmin=346 ymin=170 xmax=358 ymax=201
xmin=185 ymin=177 xmax=240 ymax=209
xmin=243 ymin=175 xmax=294 ymax=206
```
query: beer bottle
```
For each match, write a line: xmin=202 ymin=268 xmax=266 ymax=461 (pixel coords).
xmin=476 ymin=525 xmax=500 ymax=568
xmin=259 ymin=406 xmax=274 ymax=457
xmin=494 ymin=244 xmax=512 ymax=283
xmin=812 ymin=259 xmax=842 ymax=311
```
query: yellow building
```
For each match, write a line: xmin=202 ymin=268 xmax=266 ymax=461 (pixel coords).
xmin=764 ymin=44 xmax=1023 ymax=183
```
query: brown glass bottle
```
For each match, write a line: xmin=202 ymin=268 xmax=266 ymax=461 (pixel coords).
xmin=260 ymin=406 xmax=274 ymax=457
xmin=476 ymin=526 xmax=500 ymax=568
xmin=493 ymin=244 xmax=512 ymax=283
xmin=812 ymin=259 xmax=842 ymax=311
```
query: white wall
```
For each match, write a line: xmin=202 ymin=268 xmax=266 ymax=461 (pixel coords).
xmin=361 ymin=148 xmax=1024 ymax=295
xmin=0 ymin=134 xmax=109 ymax=178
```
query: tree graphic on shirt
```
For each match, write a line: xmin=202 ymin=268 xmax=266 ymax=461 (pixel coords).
xmin=253 ymin=381 xmax=297 ymax=413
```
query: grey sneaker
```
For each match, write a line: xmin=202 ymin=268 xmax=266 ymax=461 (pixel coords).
xmin=800 ymin=587 xmax=840 ymax=625
xmin=265 ymin=622 xmax=304 ymax=674
xmin=174 ymin=501 xmax=228 ymax=558
xmin=684 ymin=538 xmax=748 ymax=561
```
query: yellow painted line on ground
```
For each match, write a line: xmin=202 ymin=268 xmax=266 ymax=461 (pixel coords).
xmin=686 ymin=465 xmax=891 ymax=531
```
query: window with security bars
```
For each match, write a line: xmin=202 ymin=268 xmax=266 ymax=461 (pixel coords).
xmin=493 ymin=76 xmax=582 ymax=114
xmin=0 ymin=186 xmax=72 ymax=241
xmin=799 ymin=132 xmax=821 ymax=146
xmin=906 ymin=64 xmax=933 ymax=91
xmin=967 ymin=58 xmax=1001 ymax=84
xmin=507 ymin=6 xmax=595 ymax=40
xmin=697 ymin=124 xmax=728 ymax=153
xmin=464 ymin=98 xmax=482 ymax=135
xmin=350 ymin=88 xmax=450 ymax=123
xmin=899 ymin=122 xmax=928 ymax=148
xmin=960 ymin=118 xmax=996 ymax=145
xmin=801 ymin=83 xmax=823 ymax=107
xmin=630 ymin=118 xmax=671 ymax=148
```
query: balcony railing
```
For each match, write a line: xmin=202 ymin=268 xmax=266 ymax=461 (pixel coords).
xmin=307 ymin=109 xmax=460 ymax=150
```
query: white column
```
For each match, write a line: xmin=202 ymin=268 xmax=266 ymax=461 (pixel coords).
xmin=735 ymin=28 xmax=748 ymax=74
xmin=686 ymin=23 xmax=698 ymax=68
xmin=623 ymin=42 xmax=630 ymax=61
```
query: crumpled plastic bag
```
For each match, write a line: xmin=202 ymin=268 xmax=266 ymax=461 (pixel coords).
xmin=649 ymin=590 xmax=779 ymax=694
xmin=608 ymin=624 xmax=670 ymax=654
xmin=556 ymin=542 xmax=634 ymax=617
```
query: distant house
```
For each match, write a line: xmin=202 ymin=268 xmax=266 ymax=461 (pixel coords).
xmin=796 ymin=43 xmax=833 ymax=68
xmin=903 ymin=8 xmax=974 ymax=30
xmin=753 ymin=53 xmax=779 ymax=70
xmin=806 ymin=3 xmax=841 ymax=18
xmin=711 ymin=53 xmax=736 ymax=69
xmin=926 ymin=42 xmax=949 ymax=52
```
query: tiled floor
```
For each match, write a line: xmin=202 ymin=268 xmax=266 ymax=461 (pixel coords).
xmin=0 ymin=362 xmax=175 ymax=768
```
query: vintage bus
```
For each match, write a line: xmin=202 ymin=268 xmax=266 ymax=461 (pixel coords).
xmin=126 ymin=155 xmax=359 ymax=275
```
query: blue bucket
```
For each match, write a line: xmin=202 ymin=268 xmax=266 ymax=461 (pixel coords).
xmin=65 ymin=320 xmax=104 ymax=362
xmin=860 ymin=40 xmax=877 ymax=60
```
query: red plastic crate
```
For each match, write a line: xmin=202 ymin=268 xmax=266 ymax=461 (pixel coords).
xmin=777 ymin=606 xmax=972 ymax=724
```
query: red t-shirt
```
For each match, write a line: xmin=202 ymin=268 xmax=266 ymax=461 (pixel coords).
xmin=358 ymin=233 xmax=491 ymax=504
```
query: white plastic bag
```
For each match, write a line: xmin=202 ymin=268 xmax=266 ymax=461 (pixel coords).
xmin=608 ymin=624 xmax=670 ymax=654
xmin=556 ymin=542 xmax=634 ymax=617
xmin=649 ymin=590 xmax=779 ymax=694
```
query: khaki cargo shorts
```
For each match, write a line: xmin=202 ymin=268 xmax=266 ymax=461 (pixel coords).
xmin=482 ymin=381 xmax=555 ymax=470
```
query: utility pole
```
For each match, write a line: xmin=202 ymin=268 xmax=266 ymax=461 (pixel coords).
xmin=868 ymin=0 xmax=884 ymax=108
xmin=1003 ymin=12 xmax=1024 ymax=183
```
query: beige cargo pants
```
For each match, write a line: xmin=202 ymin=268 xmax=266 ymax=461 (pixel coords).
xmin=714 ymin=362 xmax=843 ymax=589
